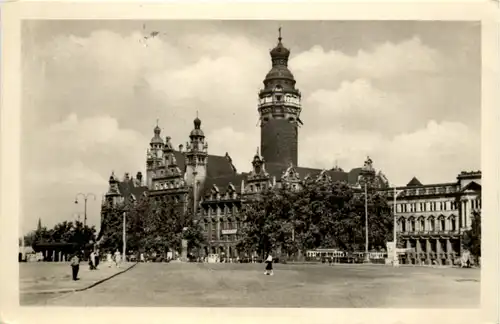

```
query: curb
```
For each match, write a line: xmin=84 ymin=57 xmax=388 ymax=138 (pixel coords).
xmin=21 ymin=262 xmax=138 ymax=295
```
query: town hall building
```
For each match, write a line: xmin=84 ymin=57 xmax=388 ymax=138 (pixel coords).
xmin=99 ymin=31 xmax=480 ymax=264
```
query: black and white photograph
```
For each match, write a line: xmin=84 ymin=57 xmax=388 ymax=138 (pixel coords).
xmin=1 ymin=2 xmax=498 ymax=324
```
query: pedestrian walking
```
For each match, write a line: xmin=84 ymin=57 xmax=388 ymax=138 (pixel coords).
xmin=70 ymin=253 xmax=80 ymax=281
xmin=95 ymin=249 xmax=100 ymax=269
xmin=106 ymin=251 xmax=113 ymax=268
xmin=89 ymin=251 xmax=96 ymax=270
xmin=264 ymin=254 xmax=274 ymax=276
xmin=114 ymin=249 xmax=122 ymax=268
xmin=140 ymin=253 xmax=145 ymax=263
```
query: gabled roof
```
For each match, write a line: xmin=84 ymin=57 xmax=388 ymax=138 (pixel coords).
xmin=407 ymin=177 xmax=423 ymax=187
xmin=460 ymin=181 xmax=481 ymax=192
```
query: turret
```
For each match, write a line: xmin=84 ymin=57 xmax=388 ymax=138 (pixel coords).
xmin=146 ymin=122 xmax=165 ymax=189
xmin=184 ymin=114 xmax=208 ymax=203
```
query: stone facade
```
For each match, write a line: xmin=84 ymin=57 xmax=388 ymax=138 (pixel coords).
xmin=381 ymin=171 xmax=481 ymax=265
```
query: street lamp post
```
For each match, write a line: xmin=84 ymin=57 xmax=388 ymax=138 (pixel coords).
xmin=123 ymin=210 xmax=127 ymax=263
xmin=392 ymin=186 xmax=404 ymax=267
xmin=364 ymin=182 xmax=370 ymax=263
xmin=74 ymin=193 xmax=96 ymax=228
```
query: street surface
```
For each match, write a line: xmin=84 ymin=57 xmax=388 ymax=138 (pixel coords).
xmin=21 ymin=262 xmax=480 ymax=308
xmin=20 ymin=262 xmax=135 ymax=305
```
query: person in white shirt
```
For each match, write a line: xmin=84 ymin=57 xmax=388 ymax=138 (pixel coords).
xmin=89 ymin=251 xmax=96 ymax=270
xmin=264 ymin=254 xmax=274 ymax=276
xmin=106 ymin=251 xmax=113 ymax=268
xmin=114 ymin=250 xmax=122 ymax=268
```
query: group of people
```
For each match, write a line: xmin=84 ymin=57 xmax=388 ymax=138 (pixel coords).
xmin=68 ymin=249 xmax=125 ymax=281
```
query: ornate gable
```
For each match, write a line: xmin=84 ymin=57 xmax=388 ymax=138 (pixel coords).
xmin=315 ymin=169 xmax=330 ymax=183
xmin=282 ymin=163 xmax=301 ymax=182
xmin=248 ymin=148 xmax=270 ymax=181
xmin=106 ymin=171 xmax=121 ymax=196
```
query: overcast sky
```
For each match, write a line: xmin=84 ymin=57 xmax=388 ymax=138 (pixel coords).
xmin=21 ymin=20 xmax=480 ymax=234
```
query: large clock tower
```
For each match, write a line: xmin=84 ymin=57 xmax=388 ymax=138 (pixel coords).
xmin=258 ymin=29 xmax=302 ymax=167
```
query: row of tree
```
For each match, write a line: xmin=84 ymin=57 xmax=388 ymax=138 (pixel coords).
xmin=236 ymin=179 xmax=397 ymax=259
xmin=24 ymin=179 xmax=480 ymax=263
xmin=98 ymin=198 xmax=206 ymax=256
xmin=23 ymin=220 xmax=97 ymax=248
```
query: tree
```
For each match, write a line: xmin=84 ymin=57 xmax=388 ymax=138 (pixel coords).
xmin=462 ymin=210 xmax=481 ymax=264
xmin=99 ymin=195 xmax=206 ymax=258
xmin=237 ymin=187 xmax=297 ymax=258
xmin=237 ymin=177 xmax=394 ymax=259
xmin=23 ymin=220 xmax=96 ymax=249
xmin=183 ymin=219 xmax=207 ymax=254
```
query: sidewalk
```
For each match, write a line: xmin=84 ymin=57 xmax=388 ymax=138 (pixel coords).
xmin=20 ymin=261 xmax=137 ymax=294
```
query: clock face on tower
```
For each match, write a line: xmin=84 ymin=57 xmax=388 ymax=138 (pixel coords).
xmin=279 ymin=59 xmax=286 ymax=65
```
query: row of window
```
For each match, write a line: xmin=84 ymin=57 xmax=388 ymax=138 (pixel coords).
xmin=399 ymin=216 xmax=457 ymax=233
xmin=200 ymin=221 xmax=241 ymax=231
xmin=205 ymin=192 xmax=239 ymax=201
xmin=202 ymin=206 xmax=241 ymax=216
xmin=397 ymin=199 xmax=481 ymax=213
xmin=207 ymin=234 xmax=240 ymax=242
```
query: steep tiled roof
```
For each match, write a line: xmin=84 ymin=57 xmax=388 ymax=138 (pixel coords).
xmin=347 ymin=167 xmax=362 ymax=185
xmin=117 ymin=180 xmax=148 ymax=203
xmin=202 ymin=173 xmax=248 ymax=197
xmin=172 ymin=151 xmax=236 ymax=178
xmin=263 ymin=163 xmax=350 ymax=183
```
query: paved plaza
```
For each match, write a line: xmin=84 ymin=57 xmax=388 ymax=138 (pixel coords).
xmin=19 ymin=262 xmax=136 ymax=305
xmin=20 ymin=262 xmax=480 ymax=308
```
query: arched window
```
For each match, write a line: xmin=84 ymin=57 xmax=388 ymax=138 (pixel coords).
xmin=399 ymin=218 xmax=406 ymax=232
xmin=439 ymin=216 xmax=446 ymax=231
xmin=410 ymin=218 xmax=416 ymax=232
xmin=429 ymin=217 xmax=435 ymax=232
xmin=449 ymin=216 xmax=456 ymax=231
xmin=419 ymin=218 xmax=425 ymax=231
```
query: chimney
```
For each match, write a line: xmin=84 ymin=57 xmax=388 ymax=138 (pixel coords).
xmin=124 ymin=173 xmax=130 ymax=182
xmin=136 ymin=172 xmax=143 ymax=186
xmin=179 ymin=144 xmax=183 ymax=153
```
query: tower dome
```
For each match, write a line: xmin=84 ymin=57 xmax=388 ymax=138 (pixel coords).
xmin=150 ymin=124 xmax=164 ymax=144
xmin=190 ymin=116 xmax=204 ymax=137
xmin=263 ymin=28 xmax=296 ymax=91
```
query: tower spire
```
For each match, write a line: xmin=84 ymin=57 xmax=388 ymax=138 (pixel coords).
xmin=278 ymin=26 xmax=282 ymax=42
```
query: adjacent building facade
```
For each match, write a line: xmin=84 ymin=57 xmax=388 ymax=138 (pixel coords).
xmin=98 ymin=31 xmax=480 ymax=261
xmin=383 ymin=171 xmax=481 ymax=265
